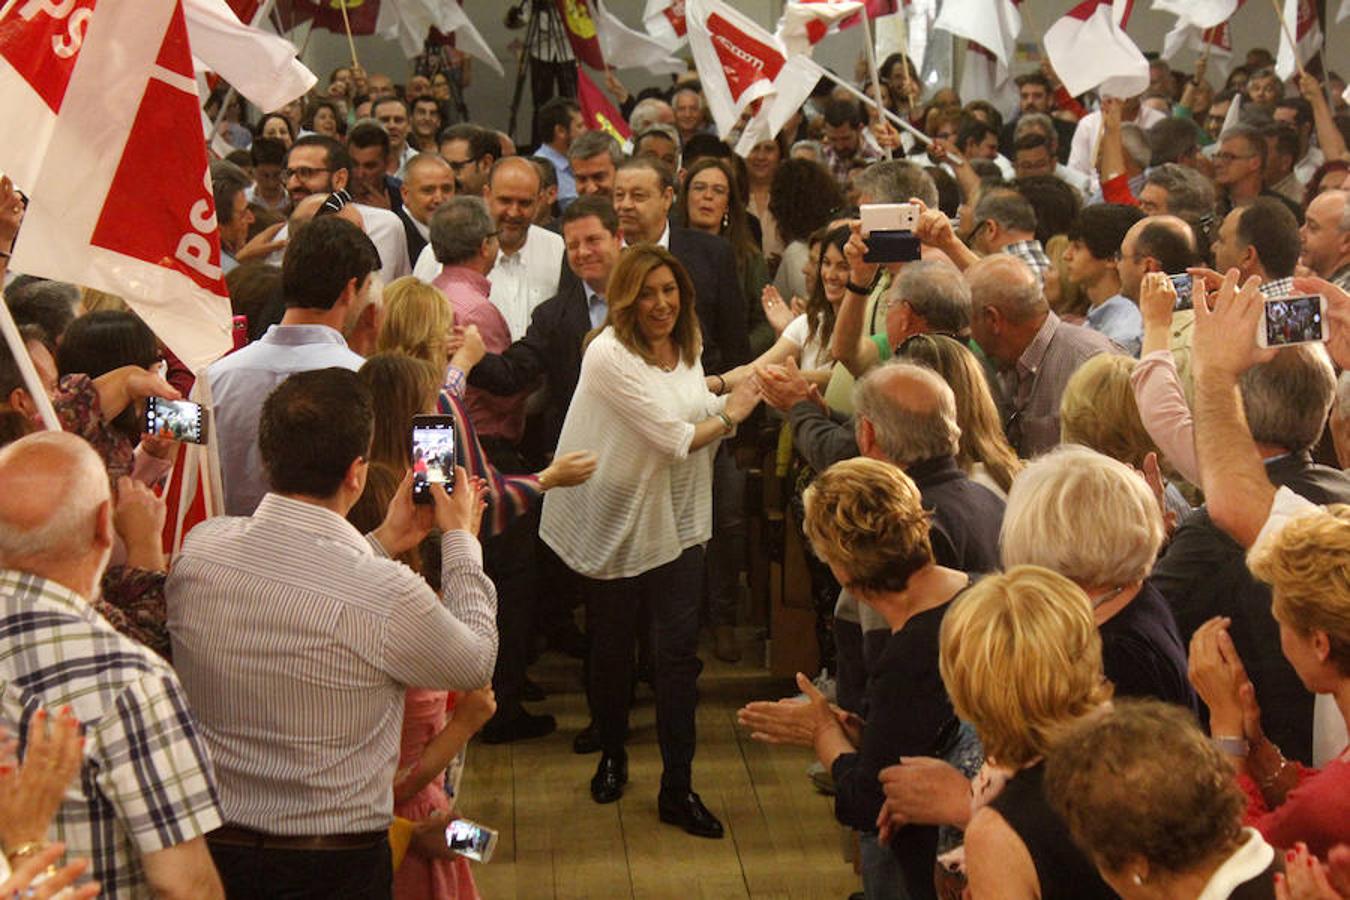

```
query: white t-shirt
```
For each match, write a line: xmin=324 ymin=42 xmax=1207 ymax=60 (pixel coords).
xmin=540 ymin=328 xmax=724 ymax=580
xmin=781 ymin=313 xmax=834 ymax=371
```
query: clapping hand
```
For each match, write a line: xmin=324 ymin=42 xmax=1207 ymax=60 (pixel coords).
xmin=760 ymin=285 xmax=798 ymax=335
xmin=0 ymin=708 xmax=84 ymax=853
xmin=756 ymin=357 xmax=822 ymax=412
xmin=737 ymin=672 xmax=839 ymax=747
xmin=1187 ymin=616 xmax=1251 ymax=737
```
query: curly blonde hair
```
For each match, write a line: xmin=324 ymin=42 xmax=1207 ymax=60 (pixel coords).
xmin=802 ymin=458 xmax=933 ymax=593
xmin=940 ymin=565 xmax=1111 ymax=769
xmin=1248 ymin=504 xmax=1350 ymax=676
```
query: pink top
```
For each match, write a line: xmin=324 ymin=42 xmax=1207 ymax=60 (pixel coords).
xmin=1240 ymin=750 xmax=1350 ymax=857
xmin=433 ymin=266 xmax=529 ymax=445
xmin=1129 ymin=350 xmax=1200 ymax=486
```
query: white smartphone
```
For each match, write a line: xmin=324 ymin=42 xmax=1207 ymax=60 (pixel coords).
xmin=1256 ymin=294 xmax=1328 ymax=348
xmin=446 ymin=818 xmax=498 ymax=863
xmin=859 ymin=202 xmax=919 ymax=236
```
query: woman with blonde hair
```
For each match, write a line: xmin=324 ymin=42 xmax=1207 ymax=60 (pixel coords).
xmin=896 ymin=333 xmax=1021 ymax=496
xmin=940 ymin=565 xmax=1116 ymax=900
xmin=739 ymin=458 xmax=971 ymax=900
xmin=1190 ymin=504 xmax=1350 ymax=859
xmin=541 ymin=245 xmax=761 ymax=836
xmin=1043 ymin=234 xmax=1089 ymax=322
xmin=1000 ymin=445 xmax=1195 ymax=709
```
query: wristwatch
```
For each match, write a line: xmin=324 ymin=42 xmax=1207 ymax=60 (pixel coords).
xmin=1210 ymin=735 xmax=1249 ymax=756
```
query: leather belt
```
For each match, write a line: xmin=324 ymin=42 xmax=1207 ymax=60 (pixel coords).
xmin=208 ymin=824 xmax=387 ymax=851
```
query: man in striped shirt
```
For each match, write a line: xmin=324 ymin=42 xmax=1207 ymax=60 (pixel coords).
xmin=0 ymin=432 xmax=225 ymax=899
xmin=167 ymin=368 xmax=496 ymax=898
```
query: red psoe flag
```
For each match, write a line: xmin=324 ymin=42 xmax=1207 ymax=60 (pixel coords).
xmin=0 ymin=0 xmax=233 ymax=372
xmin=686 ymin=0 xmax=786 ymax=137
xmin=576 ymin=64 xmax=632 ymax=140
xmin=556 ymin=0 xmax=607 ymax=70
xmin=643 ymin=0 xmax=687 ymax=48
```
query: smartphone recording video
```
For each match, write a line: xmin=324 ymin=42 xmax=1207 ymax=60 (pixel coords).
xmin=446 ymin=818 xmax=498 ymax=863
xmin=1258 ymin=294 xmax=1327 ymax=348
xmin=411 ymin=415 xmax=456 ymax=504
xmin=1169 ymin=273 xmax=1193 ymax=311
xmin=144 ymin=397 xmax=206 ymax=445
xmin=860 ymin=202 xmax=922 ymax=264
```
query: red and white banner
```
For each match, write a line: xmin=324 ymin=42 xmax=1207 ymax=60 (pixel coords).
xmin=933 ymin=0 xmax=1021 ymax=68
xmin=643 ymin=0 xmax=687 ymax=50
xmin=1275 ymin=0 xmax=1321 ymax=80
xmin=593 ymin=0 xmax=684 ymax=74
xmin=1161 ymin=17 xmax=1235 ymax=69
xmin=686 ymin=0 xmax=786 ymax=138
xmin=576 ymin=64 xmax=632 ymax=140
xmin=1152 ymin=0 xmax=1235 ymax=28
xmin=735 ymin=53 xmax=823 ymax=155
xmin=1044 ymin=0 xmax=1149 ymax=99
xmin=185 ymin=0 xmax=315 ymax=113
xmin=776 ymin=0 xmax=864 ymax=55
xmin=0 ymin=0 xmax=233 ymax=373
xmin=277 ymin=0 xmax=380 ymax=35
xmin=556 ymin=0 xmax=606 ymax=70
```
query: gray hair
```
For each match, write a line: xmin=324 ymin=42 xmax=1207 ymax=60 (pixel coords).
xmin=1142 ymin=164 xmax=1216 ymax=221
xmin=210 ymin=159 xmax=251 ymax=225
xmin=1332 ymin=189 xmax=1350 ymax=232
xmin=966 ymin=254 xmax=1046 ymax=323
xmin=430 ymin=196 xmax=494 ymax=266
xmin=853 ymin=361 xmax=961 ymax=466
xmin=1119 ymin=124 xmax=1151 ymax=170
xmin=789 ymin=139 xmax=825 ymax=162
xmin=567 ymin=129 xmax=623 ymax=166
xmin=895 ymin=260 xmax=971 ymax=334
xmin=634 ymin=123 xmax=681 ymax=154
xmin=1219 ymin=124 xmax=1267 ymax=167
xmin=1014 ymin=112 xmax=1057 ymax=147
xmin=629 ymin=97 xmax=674 ymax=135
xmin=974 ymin=188 xmax=1038 ymax=235
xmin=1239 ymin=344 xmax=1336 ymax=454
xmin=0 ymin=431 xmax=110 ymax=564
xmin=853 ymin=159 xmax=940 ymax=208
xmin=1001 ymin=444 xmax=1163 ymax=586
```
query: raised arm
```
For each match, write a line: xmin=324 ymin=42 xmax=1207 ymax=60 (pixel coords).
xmin=830 ymin=222 xmax=883 ymax=378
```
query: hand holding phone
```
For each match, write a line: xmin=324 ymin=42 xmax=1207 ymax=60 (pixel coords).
xmin=144 ymin=397 xmax=207 ymax=444
xmin=411 ymin=415 xmax=456 ymax=505
xmin=446 ymin=818 xmax=498 ymax=863
xmin=1257 ymin=294 xmax=1328 ymax=348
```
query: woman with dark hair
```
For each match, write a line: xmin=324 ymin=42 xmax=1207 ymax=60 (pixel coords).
xmin=745 ymin=135 xmax=788 ymax=262
xmin=302 ymin=99 xmax=346 ymax=139
xmin=1304 ymin=159 xmax=1349 ymax=208
xmin=255 ymin=112 xmax=296 ymax=150
xmin=540 ymin=245 xmax=762 ymax=837
xmin=769 ymin=159 xmax=845 ymax=306
xmin=678 ymin=158 xmax=774 ymax=354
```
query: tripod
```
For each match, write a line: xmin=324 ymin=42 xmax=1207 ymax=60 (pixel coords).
xmin=506 ymin=0 xmax=577 ymax=145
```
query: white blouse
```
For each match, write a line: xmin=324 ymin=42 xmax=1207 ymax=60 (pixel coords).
xmin=540 ymin=328 xmax=726 ymax=580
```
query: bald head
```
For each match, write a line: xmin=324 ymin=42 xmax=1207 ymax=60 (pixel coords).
xmin=854 ymin=361 xmax=961 ymax=466
xmin=1119 ymin=215 xmax=1198 ymax=300
xmin=289 ymin=193 xmax=365 ymax=232
xmin=966 ymin=254 xmax=1046 ymax=323
xmin=0 ymin=432 xmax=111 ymax=584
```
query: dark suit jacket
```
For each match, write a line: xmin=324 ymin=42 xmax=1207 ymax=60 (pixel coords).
xmin=466 ymin=276 xmax=590 ymax=456
xmin=668 ymin=227 xmax=750 ymax=375
xmin=400 ymin=208 xmax=427 ymax=272
xmin=1149 ymin=452 xmax=1350 ymax=764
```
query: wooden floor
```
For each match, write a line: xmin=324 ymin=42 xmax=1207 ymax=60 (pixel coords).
xmin=457 ymin=631 xmax=860 ymax=900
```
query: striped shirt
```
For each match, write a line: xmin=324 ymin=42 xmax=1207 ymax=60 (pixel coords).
xmin=166 ymin=494 xmax=497 ymax=835
xmin=436 ymin=385 xmax=542 ymax=538
xmin=0 ymin=570 xmax=221 ymax=899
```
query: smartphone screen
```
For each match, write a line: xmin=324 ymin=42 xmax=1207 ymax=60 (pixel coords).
xmin=445 ymin=819 xmax=496 ymax=862
xmin=1169 ymin=273 xmax=1193 ymax=311
xmin=145 ymin=397 xmax=206 ymax=444
xmin=411 ymin=416 xmax=456 ymax=504
xmin=1262 ymin=295 xmax=1325 ymax=347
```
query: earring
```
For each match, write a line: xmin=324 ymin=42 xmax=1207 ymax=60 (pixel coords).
xmin=722 ymin=212 xmax=729 ymax=230
xmin=1132 ymin=873 xmax=1144 ymax=886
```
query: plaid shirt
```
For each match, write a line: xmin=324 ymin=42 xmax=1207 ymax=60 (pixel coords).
xmin=1260 ymin=277 xmax=1295 ymax=299
xmin=0 ymin=570 xmax=221 ymax=899
xmin=1002 ymin=239 xmax=1052 ymax=287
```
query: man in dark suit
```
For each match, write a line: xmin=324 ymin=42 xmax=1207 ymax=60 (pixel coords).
xmin=398 ymin=153 xmax=455 ymax=272
xmin=1150 ymin=345 xmax=1349 ymax=764
xmin=612 ymin=156 xmax=750 ymax=374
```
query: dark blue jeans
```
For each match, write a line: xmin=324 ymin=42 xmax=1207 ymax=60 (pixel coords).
xmin=583 ymin=545 xmax=705 ymax=793
xmin=208 ymin=836 xmax=392 ymax=899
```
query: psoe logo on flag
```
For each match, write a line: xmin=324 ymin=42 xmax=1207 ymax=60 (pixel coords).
xmin=706 ymin=11 xmax=783 ymax=100
xmin=664 ymin=0 xmax=687 ymax=34
xmin=0 ymin=0 xmax=99 ymax=112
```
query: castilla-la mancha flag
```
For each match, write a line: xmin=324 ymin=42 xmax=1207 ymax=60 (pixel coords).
xmin=556 ymin=0 xmax=607 ymax=69
xmin=0 ymin=0 xmax=233 ymax=373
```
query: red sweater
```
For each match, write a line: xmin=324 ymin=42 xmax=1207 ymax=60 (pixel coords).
xmin=1240 ymin=750 xmax=1350 ymax=857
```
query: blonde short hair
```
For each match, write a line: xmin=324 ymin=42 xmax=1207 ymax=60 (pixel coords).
xmin=940 ymin=565 xmax=1110 ymax=769
xmin=802 ymin=458 xmax=933 ymax=593
xmin=1060 ymin=354 xmax=1160 ymax=470
xmin=377 ymin=276 xmax=454 ymax=365
xmin=1248 ymin=504 xmax=1350 ymax=675
xmin=1001 ymin=445 xmax=1163 ymax=586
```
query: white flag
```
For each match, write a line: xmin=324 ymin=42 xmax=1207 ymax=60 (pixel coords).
xmin=1043 ymin=0 xmax=1149 ymax=99
xmin=1151 ymin=0 xmax=1237 ymax=29
xmin=593 ymin=0 xmax=685 ymax=74
xmin=0 ymin=0 xmax=232 ymax=372
xmin=686 ymin=0 xmax=788 ymax=138
xmin=933 ymin=0 xmax=1021 ymax=67
xmin=184 ymin=0 xmax=315 ymax=114
xmin=1275 ymin=0 xmax=1322 ymax=81
xmin=735 ymin=54 xmax=825 ymax=155
xmin=437 ymin=2 xmax=505 ymax=77
xmin=644 ymin=0 xmax=688 ymax=49
xmin=776 ymin=0 xmax=864 ymax=55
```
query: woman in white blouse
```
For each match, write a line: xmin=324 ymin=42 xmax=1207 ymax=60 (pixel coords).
xmin=540 ymin=244 xmax=761 ymax=839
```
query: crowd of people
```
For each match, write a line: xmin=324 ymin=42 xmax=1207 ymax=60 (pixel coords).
xmin=1 ymin=28 xmax=1350 ymax=900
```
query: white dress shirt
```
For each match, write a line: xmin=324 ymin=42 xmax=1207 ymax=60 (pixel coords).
xmin=1067 ymin=106 xmax=1167 ymax=190
xmin=267 ymin=203 xmax=410 ymax=281
xmin=488 ymin=224 xmax=564 ymax=341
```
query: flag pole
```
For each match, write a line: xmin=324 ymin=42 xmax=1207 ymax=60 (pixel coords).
xmin=207 ymin=0 xmax=282 ymax=139
xmin=1267 ymin=0 xmax=1307 ymax=77
xmin=0 ymin=292 xmax=61 ymax=431
xmin=858 ymin=6 xmax=892 ymax=160
xmin=818 ymin=66 xmax=965 ymax=163
xmin=338 ymin=0 xmax=361 ymax=70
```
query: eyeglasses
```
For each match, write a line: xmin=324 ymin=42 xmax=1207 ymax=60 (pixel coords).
xmin=688 ymin=181 xmax=729 ymax=197
xmin=282 ymin=166 xmax=333 ymax=181
xmin=447 ymin=156 xmax=483 ymax=173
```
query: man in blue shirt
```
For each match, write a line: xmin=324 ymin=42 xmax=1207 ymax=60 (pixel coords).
xmin=1066 ymin=203 xmax=1146 ymax=356
xmin=532 ymin=97 xmax=584 ymax=211
xmin=208 ymin=216 xmax=379 ymax=515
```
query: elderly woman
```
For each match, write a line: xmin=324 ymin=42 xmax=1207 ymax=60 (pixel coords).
xmin=942 ymin=566 xmax=1117 ymax=900
xmin=540 ymin=245 xmax=761 ymax=837
xmin=1189 ymin=504 xmax=1350 ymax=858
xmin=1044 ymin=700 xmax=1280 ymax=899
xmin=1001 ymin=445 xmax=1196 ymax=709
xmin=738 ymin=458 xmax=971 ymax=900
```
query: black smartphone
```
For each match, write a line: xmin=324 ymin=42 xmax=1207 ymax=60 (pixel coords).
xmin=1169 ymin=273 xmax=1193 ymax=311
xmin=144 ymin=397 xmax=207 ymax=444
xmin=411 ymin=414 xmax=456 ymax=504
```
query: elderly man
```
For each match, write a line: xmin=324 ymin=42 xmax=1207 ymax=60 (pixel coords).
xmin=967 ymin=254 xmax=1116 ymax=457
xmin=398 ymin=152 xmax=455 ymax=269
xmin=0 ymin=432 xmax=225 ymax=898
xmin=920 ymin=188 xmax=1051 ymax=285
xmin=832 ymin=259 xmax=973 ymax=378
xmin=1300 ymin=189 xmax=1350 ymax=290
xmin=169 ymin=369 xmax=496 ymax=896
xmin=482 ymin=157 xmax=565 ymax=342
xmin=1137 ymin=163 xmax=1217 ymax=222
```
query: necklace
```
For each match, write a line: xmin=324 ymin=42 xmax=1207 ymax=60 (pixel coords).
xmin=1091 ymin=586 xmax=1126 ymax=609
